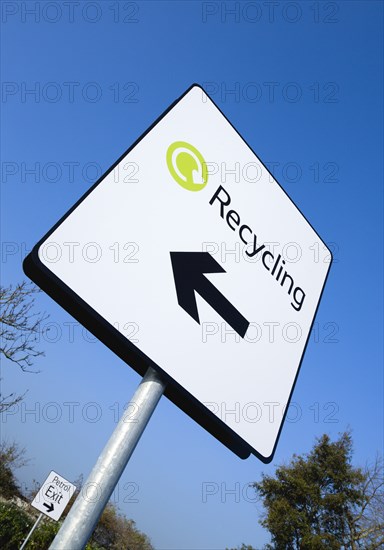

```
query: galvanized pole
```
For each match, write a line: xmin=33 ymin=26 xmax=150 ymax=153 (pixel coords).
xmin=49 ymin=366 xmax=166 ymax=550
xmin=20 ymin=512 xmax=44 ymax=550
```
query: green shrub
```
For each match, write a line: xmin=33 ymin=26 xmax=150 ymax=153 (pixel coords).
xmin=0 ymin=501 xmax=32 ymax=550
xmin=27 ymin=518 xmax=60 ymax=549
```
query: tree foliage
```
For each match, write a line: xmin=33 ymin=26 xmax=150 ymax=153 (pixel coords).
xmin=226 ymin=545 xmax=257 ymax=550
xmin=0 ymin=499 xmax=153 ymax=550
xmin=0 ymin=441 xmax=28 ymax=500
xmin=349 ymin=454 xmax=384 ymax=549
xmin=0 ymin=502 xmax=97 ymax=550
xmin=0 ymin=501 xmax=33 ymax=550
xmin=0 ymin=442 xmax=153 ymax=549
xmin=90 ymin=502 xmax=153 ymax=550
xmin=0 ymin=281 xmax=47 ymax=410
xmin=253 ymin=432 xmax=384 ymax=549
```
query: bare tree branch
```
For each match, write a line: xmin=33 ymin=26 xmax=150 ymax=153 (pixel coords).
xmin=0 ymin=281 xmax=48 ymax=410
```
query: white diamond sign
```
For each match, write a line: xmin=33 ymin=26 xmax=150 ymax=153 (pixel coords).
xmin=24 ymin=85 xmax=332 ymax=462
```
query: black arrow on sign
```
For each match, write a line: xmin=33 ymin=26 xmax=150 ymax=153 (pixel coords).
xmin=43 ymin=502 xmax=54 ymax=513
xmin=170 ymin=252 xmax=249 ymax=339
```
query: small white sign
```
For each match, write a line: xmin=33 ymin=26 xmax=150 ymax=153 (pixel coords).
xmin=31 ymin=471 xmax=76 ymax=521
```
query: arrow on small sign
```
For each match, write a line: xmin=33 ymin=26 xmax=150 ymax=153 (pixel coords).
xmin=170 ymin=252 xmax=249 ymax=338
xmin=43 ymin=502 xmax=54 ymax=513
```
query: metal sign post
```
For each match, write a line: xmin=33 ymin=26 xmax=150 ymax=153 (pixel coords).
xmin=20 ymin=513 xmax=44 ymax=550
xmin=49 ymin=367 xmax=166 ymax=550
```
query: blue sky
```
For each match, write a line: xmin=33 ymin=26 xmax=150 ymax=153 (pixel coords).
xmin=1 ymin=1 xmax=383 ymax=548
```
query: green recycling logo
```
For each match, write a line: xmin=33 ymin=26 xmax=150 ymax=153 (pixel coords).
xmin=166 ymin=141 xmax=208 ymax=191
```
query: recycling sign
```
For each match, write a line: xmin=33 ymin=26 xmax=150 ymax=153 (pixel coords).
xmin=24 ymin=84 xmax=332 ymax=462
